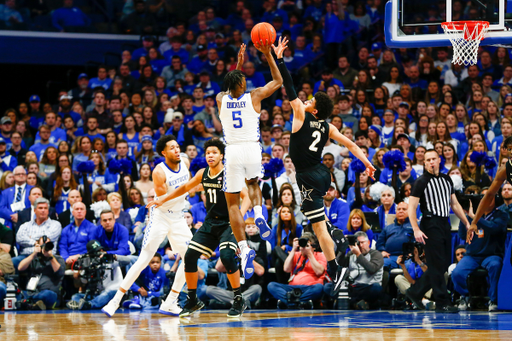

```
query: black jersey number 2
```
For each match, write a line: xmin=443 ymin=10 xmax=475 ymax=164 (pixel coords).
xmin=309 ymin=131 xmax=322 ymax=152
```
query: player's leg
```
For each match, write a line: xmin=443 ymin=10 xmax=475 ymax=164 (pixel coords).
xmin=160 ymin=216 xmax=193 ymax=315
xmin=219 ymin=230 xmax=246 ymax=317
xmin=179 ymin=227 xmax=217 ymax=317
xmin=245 ymin=143 xmax=271 ymax=240
xmin=223 ymin=146 xmax=256 ymax=279
xmin=102 ymin=207 xmax=168 ymax=317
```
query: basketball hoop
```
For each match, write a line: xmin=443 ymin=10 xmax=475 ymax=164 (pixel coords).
xmin=441 ymin=21 xmax=489 ymax=66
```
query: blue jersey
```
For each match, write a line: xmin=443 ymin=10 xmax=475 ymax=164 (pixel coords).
xmin=122 ymin=133 xmax=139 ymax=157
xmin=54 ymin=187 xmax=71 ymax=214
xmin=130 ymin=266 xmax=169 ymax=297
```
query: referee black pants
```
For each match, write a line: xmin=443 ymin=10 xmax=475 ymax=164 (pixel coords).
xmin=408 ymin=216 xmax=452 ymax=306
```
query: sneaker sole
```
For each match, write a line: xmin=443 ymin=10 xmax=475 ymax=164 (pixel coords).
xmin=227 ymin=304 xmax=247 ymax=318
xmin=329 ymin=267 xmax=347 ymax=297
xmin=243 ymin=249 xmax=256 ymax=279
xmin=255 ymin=217 xmax=271 ymax=240
xmin=159 ymin=309 xmax=180 ymax=316
xmin=101 ymin=307 xmax=114 ymax=318
xmin=178 ymin=301 xmax=205 ymax=317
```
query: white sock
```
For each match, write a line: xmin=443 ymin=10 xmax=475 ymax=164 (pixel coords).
xmin=253 ymin=205 xmax=263 ymax=218
xmin=113 ymin=290 xmax=124 ymax=304
xmin=167 ymin=291 xmax=179 ymax=303
xmin=238 ymin=240 xmax=248 ymax=252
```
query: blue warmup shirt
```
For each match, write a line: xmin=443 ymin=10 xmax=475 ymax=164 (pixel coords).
xmin=88 ymin=77 xmax=112 ymax=91
xmin=376 ymin=217 xmax=414 ymax=255
xmin=324 ymin=198 xmax=350 ymax=230
xmin=29 ymin=142 xmax=58 ymax=161
xmin=190 ymin=202 xmax=207 ymax=225
xmin=35 ymin=128 xmax=67 ymax=145
xmin=58 ymin=219 xmax=97 ymax=260
xmin=52 ymin=7 xmax=91 ymax=31
xmin=93 ymin=222 xmax=130 ymax=256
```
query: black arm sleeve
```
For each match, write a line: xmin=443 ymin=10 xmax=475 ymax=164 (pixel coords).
xmin=277 ymin=58 xmax=297 ymax=101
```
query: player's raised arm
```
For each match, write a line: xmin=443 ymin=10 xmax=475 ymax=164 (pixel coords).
xmin=328 ymin=123 xmax=376 ymax=179
xmin=272 ymin=37 xmax=306 ymax=129
xmin=471 ymin=164 xmax=507 ymax=228
xmin=251 ymin=38 xmax=284 ymax=101
xmin=147 ymin=168 xmax=205 ymax=208
xmin=236 ymin=43 xmax=246 ymax=71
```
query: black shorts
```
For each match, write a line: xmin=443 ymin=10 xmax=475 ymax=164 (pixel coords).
xmin=296 ymin=164 xmax=331 ymax=223
xmin=189 ymin=218 xmax=238 ymax=257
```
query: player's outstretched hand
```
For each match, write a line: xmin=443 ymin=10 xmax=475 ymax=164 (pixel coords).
xmin=255 ymin=39 xmax=272 ymax=55
xmin=271 ymin=36 xmax=288 ymax=59
xmin=146 ymin=198 xmax=163 ymax=209
xmin=365 ymin=164 xmax=376 ymax=181
xmin=237 ymin=43 xmax=246 ymax=66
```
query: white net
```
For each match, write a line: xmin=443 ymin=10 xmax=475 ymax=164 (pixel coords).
xmin=441 ymin=21 xmax=489 ymax=66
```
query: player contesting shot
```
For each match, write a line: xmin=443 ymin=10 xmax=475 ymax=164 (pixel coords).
xmin=147 ymin=138 xmax=252 ymax=318
xmin=214 ymin=37 xmax=288 ymax=279
xmin=273 ymin=38 xmax=376 ymax=296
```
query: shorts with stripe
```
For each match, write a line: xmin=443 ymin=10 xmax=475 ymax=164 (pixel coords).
xmin=296 ymin=164 xmax=331 ymax=223
xmin=223 ymin=143 xmax=264 ymax=193
xmin=189 ymin=219 xmax=238 ymax=257
xmin=142 ymin=206 xmax=192 ymax=257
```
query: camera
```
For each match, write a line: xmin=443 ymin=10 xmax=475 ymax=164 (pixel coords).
xmin=401 ymin=242 xmax=424 ymax=263
xmin=347 ymin=235 xmax=358 ymax=246
xmin=298 ymin=236 xmax=309 ymax=248
xmin=72 ymin=250 xmax=114 ymax=295
xmin=298 ymin=233 xmax=322 ymax=252
xmin=37 ymin=235 xmax=54 ymax=262
xmin=286 ymin=287 xmax=303 ymax=306
xmin=459 ymin=193 xmax=484 ymax=211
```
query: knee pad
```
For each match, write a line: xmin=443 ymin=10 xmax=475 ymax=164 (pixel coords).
xmin=219 ymin=246 xmax=238 ymax=274
xmin=184 ymin=248 xmax=202 ymax=273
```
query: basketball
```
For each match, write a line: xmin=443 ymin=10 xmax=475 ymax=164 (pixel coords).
xmin=251 ymin=22 xmax=277 ymax=47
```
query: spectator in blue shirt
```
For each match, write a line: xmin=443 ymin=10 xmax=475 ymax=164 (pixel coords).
xmin=196 ymin=72 xmax=221 ymax=97
xmin=0 ymin=138 xmax=17 ymax=175
xmin=0 ymin=0 xmax=23 ymax=28
xmin=244 ymin=62 xmax=266 ymax=91
xmin=34 ymin=112 xmax=66 ymax=145
xmin=187 ymin=45 xmax=209 ymax=74
xmin=131 ymin=36 xmax=155 ymax=61
xmin=405 ymin=66 xmax=428 ymax=90
xmin=261 ymin=0 xmax=289 ymax=24
xmin=377 ymin=202 xmax=414 ymax=270
xmin=163 ymin=37 xmax=190 ymax=64
xmin=88 ymin=66 xmax=112 ymax=91
xmin=58 ymin=95 xmax=82 ymax=124
xmin=190 ymin=192 xmax=207 ymax=227
xmin=293 ymin=36 xmax=314 ymax=67
xmin=94 ymin=210 xmax=130 ymax=256
xmin=52 ymin=0 xmax=91 ymax=32
xmin=324 ymin=182 xmax=350 ymax=231
xmin=314 ymin=69 xmax=344 ymax=93
xmin=303 ymin=0 xmax=324 ymax=21
xmin=29 ymin=125 xmax=58 ymax=161
xmin=58 ymin=202 xmax=96 ymax=265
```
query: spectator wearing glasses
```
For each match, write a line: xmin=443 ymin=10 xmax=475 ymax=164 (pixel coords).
xmin=0 ymin=166 xmax=32 ymax=229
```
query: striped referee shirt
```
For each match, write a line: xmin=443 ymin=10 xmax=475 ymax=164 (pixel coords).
xmin=410 ymin=171 xmax=454 ymax=218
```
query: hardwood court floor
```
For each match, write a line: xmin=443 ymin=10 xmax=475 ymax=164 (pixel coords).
xmin=2 ymin=309 xmax=512 ymax=340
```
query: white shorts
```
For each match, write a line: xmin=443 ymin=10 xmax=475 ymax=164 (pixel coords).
xmin=142 ymin=207 xmax=192 ymax=257
xmin=223 ymin=142 xmax=263 ymax=193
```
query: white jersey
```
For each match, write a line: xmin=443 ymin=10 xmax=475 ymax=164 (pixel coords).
xmin=155 ymin=161 xmax=189 ymax=217
xmin=219 ymin=92 xmax=260 ymax=145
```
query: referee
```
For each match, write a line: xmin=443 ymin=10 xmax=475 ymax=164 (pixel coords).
xmin=406 ymin=149 xmax=470 ymax=313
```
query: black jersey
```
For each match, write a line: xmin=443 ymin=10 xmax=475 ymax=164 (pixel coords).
xmin=507 ymin=160 xmax=512 ymax=184
xmin=289 ymin=111 xmax=330 ymax=172
xmin=202 ymin=166 xmax=229 ymax=221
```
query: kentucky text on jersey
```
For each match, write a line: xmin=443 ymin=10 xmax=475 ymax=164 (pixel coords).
xmin=169 ymin=175 xmax=189 ymax=187
xmin=226 ymin=101 xmax=247 ymax=109
xmin=310 ymin=121 xmax=326 ymax=133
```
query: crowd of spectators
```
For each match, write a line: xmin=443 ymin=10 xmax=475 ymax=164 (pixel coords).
xmin=1 ymin=0 xmax=512 ymax=313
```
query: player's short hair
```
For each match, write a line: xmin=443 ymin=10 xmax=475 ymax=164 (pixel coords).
xmin=224 ymin=70 xmax=245 ymax=92
xmin=504 ymin=136 xmax=512 ymax=149
xmin=156 ymin=134 xmax=177 ymax=156
xmin=313 ymin=91 xmax=333 ymax=120
xmin=204 ymin=138 xmax=225 ymax=156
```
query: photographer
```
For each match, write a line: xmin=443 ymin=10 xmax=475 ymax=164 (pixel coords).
xmin=14 ymin=198 xmax=62 ymax=269
xmin=17 ymin=236 xmax=65 ymax=310
xmin=395 ymin=245 xmax=432 ymax=300
xmin=377 ymin=201 xmax=414 ymax=270
xmin=58 ymin=202 xmax=97 ymax=266
xmin=340 ymin=231 xmax=384 ymax=310
xmin=0 ymin=239 xmax=15 ymax=304
xmin=267 ymin=232 xmax=326 ymax=309
xmin=452 ymin=183 xmax=509 ymax=312
xmin=67 ymin=240 xmax=123 ymax=310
